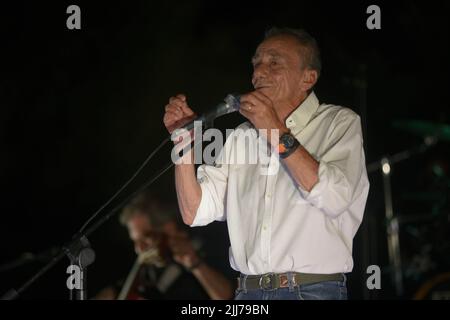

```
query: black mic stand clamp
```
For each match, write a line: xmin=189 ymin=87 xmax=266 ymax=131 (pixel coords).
xmin=63 ymin=234 xmax=95 ymax=300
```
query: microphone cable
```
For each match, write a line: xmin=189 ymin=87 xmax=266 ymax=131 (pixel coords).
xmin=78 ymin=136 xmax=171 ymax=233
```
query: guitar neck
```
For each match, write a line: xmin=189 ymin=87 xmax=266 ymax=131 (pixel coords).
xmin=117 ymin=258 xmax=142 ymax=300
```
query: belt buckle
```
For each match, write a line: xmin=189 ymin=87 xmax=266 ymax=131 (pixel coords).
xmin=259 ymin=273 xmax=276 ymax=290
xmin=279 ymin=274 xmax=289 ymax=288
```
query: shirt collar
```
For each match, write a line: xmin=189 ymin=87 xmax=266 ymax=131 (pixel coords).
xmin=285 ymin=91 xmax=320 ymax=136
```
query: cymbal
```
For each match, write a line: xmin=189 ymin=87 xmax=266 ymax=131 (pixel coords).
xmin=392 ymin=120 xmax=450 ymax=142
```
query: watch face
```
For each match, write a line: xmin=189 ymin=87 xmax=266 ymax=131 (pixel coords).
xmin=281 ymin=133 xmax=295 ymax=148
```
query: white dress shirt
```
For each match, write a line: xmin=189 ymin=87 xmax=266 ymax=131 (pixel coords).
xmin=191 ymin=92 xmax=370 ymax=275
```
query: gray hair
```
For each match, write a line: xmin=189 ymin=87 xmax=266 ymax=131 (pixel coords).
xmin=119 ymin=191 xmax=179 ymax=227
xmin=264 ymin=27 xmax=322 ymax=77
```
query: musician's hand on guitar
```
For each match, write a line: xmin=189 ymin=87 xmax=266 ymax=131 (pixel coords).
xmin=168 ymin=232 xmax=201 ymax=270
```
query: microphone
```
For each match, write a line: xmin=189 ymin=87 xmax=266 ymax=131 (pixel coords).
xmin=175 ymin=94 xmax=241 ymax=134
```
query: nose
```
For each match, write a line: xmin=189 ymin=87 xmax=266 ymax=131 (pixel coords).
xmin=134 ymin=240 xmax=147 ymax=254
xmin=134 ymin=236 xmax=155 ymax=254
xmin=252 ymin=63 xmax=269 ymax=86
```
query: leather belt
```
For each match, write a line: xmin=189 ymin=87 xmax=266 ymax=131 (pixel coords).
xmin=237 ymin=272 xmax=344 ymax=291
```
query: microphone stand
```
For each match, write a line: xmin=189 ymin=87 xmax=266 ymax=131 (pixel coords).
xmin=366 ymin=136 xmax=437 ymax=297
xmin=1 ymin=118 xmax=215 ymax=300
xmin=1 ymin=154 xmax=176 ymax=300
xmin=0 ymin=247 xmax=59 ymax=273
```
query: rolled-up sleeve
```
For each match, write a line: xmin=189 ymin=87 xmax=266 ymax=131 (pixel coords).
xmin=298 ymin=110 xmax=369 ymax=219
xmin=191 ymin=163 xmax=228 ymax=226
xmin=190 ymin=136 xmax=232 ymax=227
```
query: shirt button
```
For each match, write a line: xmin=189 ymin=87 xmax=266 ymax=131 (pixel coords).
xmin=266 ymin=193 xmax=272 ymax=198
xmin=263 ymin=226 xmax=267 ymax=231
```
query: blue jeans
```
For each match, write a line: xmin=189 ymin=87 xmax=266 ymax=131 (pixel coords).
xmin=235 ymin=275 xmax=348 ymax=300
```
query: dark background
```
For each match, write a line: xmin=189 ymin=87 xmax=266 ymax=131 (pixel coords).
xmin=1 ymin=0 xmax=449 ymax=299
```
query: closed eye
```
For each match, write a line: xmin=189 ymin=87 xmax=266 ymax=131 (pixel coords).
xmin=251 ymin=59 xmax=260 ymax=68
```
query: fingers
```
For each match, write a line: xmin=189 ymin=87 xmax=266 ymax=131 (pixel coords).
xmin=167 ymin=94 xmax=195 ymax=116
xmin=173 ymin=94 xmax=195 ymax=116
xmin=239 ymin=100 xmax=257 ymax=115
xmin=169 ymin=95 xmax=187 ymax=110
xmin=164 ymin=94 xmax=192 ymax=131
xmin=251 ymin=90 xmax=272 ymax=105
xmin=240 ymin=91 xmax=271 ymax=108
xmin=165 ymin=104 xmax=183 ymax=118
xmin=172 ymin=254 xmax=183 ymax=263
xmin=161 ymin=94 xmax=198 ymax=133
xmin=239 ymin=90 xmax=274 ymax=122
xmin=179 ymin=103 xmax=194 ymax=117
xmin=163 ymin=109 xmax=182 ymax=129
xmin=238 ymin=107 xmax=251 ymax=119
xmin=176 ymin=94 xmax=186 ymax=102
xmin=240 ymin=92 xmax=256 ymax=112
xmin=168 ymin=99 xmax=185 ymax=115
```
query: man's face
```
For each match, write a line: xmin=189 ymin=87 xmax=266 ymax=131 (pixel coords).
xmin=251 ymin=35 xmax=307 ymax=106
xmin=126 ymin=212 xmax=163 ymax=255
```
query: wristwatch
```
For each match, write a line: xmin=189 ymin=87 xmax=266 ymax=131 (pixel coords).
xmin=278 ymin=132 xmax=300 ymax=159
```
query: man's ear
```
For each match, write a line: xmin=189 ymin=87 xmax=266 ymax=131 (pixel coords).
xmin=300 ymin=69 xmax=318 ymax=92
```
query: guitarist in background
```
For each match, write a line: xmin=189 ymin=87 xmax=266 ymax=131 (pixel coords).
xmin=93 ymin=191 xmax=234 ymax=300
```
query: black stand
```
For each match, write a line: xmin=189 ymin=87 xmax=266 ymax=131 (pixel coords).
xmin=1 ymin=160 xmax=176 ymax=300
xmin=64 ymin=235 xmax=95 ymax=300
xmin=0 ymin=246 xmax=59 ymax=273
xmin=366 ymin=136 xmax=437 ymax=297
xmin=1 ymin=119 xmax=213 ymax=300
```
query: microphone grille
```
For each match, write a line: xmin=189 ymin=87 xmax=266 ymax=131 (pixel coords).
xmin=224 ymin=93 xmax=241 ymax=112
